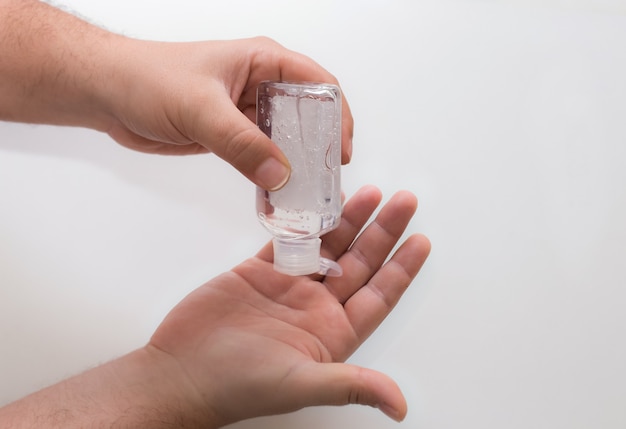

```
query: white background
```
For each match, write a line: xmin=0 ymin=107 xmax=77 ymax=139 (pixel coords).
xmin=1 ymin=1 xmax=626 ymax=428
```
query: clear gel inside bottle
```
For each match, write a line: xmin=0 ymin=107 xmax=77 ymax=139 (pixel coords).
xmin=256 ymin=81 xmax=342 ymax=276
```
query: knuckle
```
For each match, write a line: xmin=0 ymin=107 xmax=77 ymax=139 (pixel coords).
xmin=251 ymin=35 xmax=280 ymax=48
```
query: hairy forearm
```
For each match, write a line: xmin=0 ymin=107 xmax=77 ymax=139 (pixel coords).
xmin=0 ymin=346 xmax=220 ymax=429
xmin=0 ymin=0 xmax=120 ymax=130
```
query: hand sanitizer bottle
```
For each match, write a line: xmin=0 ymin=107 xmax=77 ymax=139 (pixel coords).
xmin=256 ymin=81 xmax=343 ymax=276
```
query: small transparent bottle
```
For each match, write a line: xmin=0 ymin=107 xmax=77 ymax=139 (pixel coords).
xmin=256 ymin=81 xmax=343 ymax=276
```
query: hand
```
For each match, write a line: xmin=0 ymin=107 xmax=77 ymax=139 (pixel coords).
xmin=0 ymin=185 xmax=429 ymax=428
xmin=105 ymin=36 xmax=354 ymax=190
xmin=148 ymin=185 xmax=430 ymax=426
xmin=0 ymin=1 xmax=352 ymax=190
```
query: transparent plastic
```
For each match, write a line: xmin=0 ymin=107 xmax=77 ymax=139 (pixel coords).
xmin=256 ymin=81 xmax=343 ymax=276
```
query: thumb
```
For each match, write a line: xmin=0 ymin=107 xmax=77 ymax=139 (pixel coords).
xmin=289 ymin=362 xmax=408 ymax=422
xmin=198 ymin=96 xmax=291 ymax=191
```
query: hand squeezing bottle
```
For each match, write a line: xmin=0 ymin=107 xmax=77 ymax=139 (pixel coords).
xmin=256 ymin=81 xmax=343 ymax=276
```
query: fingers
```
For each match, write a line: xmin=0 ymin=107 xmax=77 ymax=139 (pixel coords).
xmin=286 ymin=362 xmax=407 ymax=422
xmin=340 ymin=95 xmax=353 ymax=164
xmin=196 ymin=91 xmax=292 ymax=191
xmin=140 ymin=36 xmax=351 ymax=189
xmin=344 ymin=233 xmax=431 ymax=344
xmin=320 ymin=185 xmax=382 ymax=262
xmin=269 ymin=40 xmax=354 ymax=164
xmin=242 ymin=37 xmax=353 ymax=164
xmin=324 ymin=190 xmax=419 ymax=303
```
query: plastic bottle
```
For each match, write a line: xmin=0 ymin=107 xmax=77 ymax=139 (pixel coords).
xmin=256 ymin=81 xmax=343 ymax=276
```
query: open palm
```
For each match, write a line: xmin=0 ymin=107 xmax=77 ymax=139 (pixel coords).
xmin=149 ymin=186 xmax=431 ymax=426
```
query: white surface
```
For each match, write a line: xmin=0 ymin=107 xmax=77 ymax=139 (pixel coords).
xmin=2 ymin=1 xmax=626 ymax=428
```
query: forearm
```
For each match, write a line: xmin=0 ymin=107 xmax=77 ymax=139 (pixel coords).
xmin=0 ymin=0 xmax=121 ymax=130
xmin=0 ymin=346 xmax=220 ymax=429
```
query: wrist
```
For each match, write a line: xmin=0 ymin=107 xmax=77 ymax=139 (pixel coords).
xmin=105 ymin=345 xmax=222 ymax=429
xmin=0 ymin=345 xmax=222 ymax=429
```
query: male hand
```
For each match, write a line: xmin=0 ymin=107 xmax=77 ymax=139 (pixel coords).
xmin=105 ymin=37 xmax=354 ymax=190
xmin=148 ymin=185 xmax=430 ymax=426
xmin=0 ymin=1 xmax=353 ymax=190
xmin=0 ymin=186 xmax=429 ymax=428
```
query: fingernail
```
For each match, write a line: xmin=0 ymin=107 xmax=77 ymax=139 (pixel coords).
xmin=255 ymin=157 xmax=290 ymax=191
